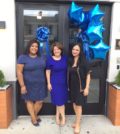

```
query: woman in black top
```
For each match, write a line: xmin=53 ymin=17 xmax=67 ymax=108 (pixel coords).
xmin=68 ymin=43 xmax=91 ymax=134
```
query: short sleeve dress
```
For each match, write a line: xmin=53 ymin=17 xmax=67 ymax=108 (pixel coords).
xmin=46 ymin=56 xmax=68 ymax=106
xmin=17 ymin=54 xmax=47 ymax=101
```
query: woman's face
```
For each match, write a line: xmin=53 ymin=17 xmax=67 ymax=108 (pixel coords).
xmin=29 ymin=43 xmax=38 ymax=55
xmin=72 ymin=45 xmax=80 ymax=57
xmin=53 ymin=46 xmax=61 ymax=57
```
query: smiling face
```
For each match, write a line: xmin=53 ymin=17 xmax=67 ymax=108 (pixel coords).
xmin=29 ymin=43 xmax=38 ymax=55
xmin=72 ymin=45 xmax=80 ymax=57
xmin=53 ymin=46 xmax=62 ymax=57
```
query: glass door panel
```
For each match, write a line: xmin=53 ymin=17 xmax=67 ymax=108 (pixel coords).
xmin=23 ymin=8 xmax=59 ymax=50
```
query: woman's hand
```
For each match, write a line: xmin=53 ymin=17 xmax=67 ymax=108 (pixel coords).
xmin=83 ymin=88 xmax=89 ymax=96
xmin=47 ymin=83 xmax=52 ymax=91
xmin=21 ymin=86 xmax=27 ymax=94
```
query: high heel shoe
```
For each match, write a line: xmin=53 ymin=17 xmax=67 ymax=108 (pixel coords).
xmin=31 ymin=120 xmax=39 ymax=127
xmin=37 ymin=118 xmax=41 ymax=122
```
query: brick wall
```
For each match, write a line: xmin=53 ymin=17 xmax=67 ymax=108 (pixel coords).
xmin=0 ymin=86 xmax=13 ymax=128
xmin=108 ymin=85 xmax=120 ymax=125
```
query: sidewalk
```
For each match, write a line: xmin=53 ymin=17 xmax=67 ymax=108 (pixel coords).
xmin=0 ymin=115 xmax=120 ymax=134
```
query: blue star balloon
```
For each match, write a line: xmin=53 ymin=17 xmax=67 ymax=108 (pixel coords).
xmin=83 ymin=41 xmax=90 ymax=61
xmin=68 ymin=2 xmax=90 ymax=31
xmin=86 ymin=23 xmax=104 ymax=43
xmin=78 ymin=11 xmax=90 ymax=31
xmin=76 ymin=31 xmax=90 ymax=60
xmin=90 ymin=18 xmax=104 ymax=26
xmin=76 ymin=30 xmax=89 ymax=42
xmin=89 ymin=40 xmax=110 ymax=59
xmin=68 ymin=1 xmax=83 ymax=24
xmin=68 ymin=2 xmax=110 ymax=61
xmin=89 ymin=4 xmax=104 ymax=21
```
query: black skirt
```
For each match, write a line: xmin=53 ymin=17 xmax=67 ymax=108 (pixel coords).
xmin=69 ymin=67 xmax=87 ymax=106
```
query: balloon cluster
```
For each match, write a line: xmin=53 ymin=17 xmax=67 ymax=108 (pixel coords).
xmin=36 ymin=27 xmax=50 ymax=56
xmin=68 ymin=2 xmax=110 ymax=60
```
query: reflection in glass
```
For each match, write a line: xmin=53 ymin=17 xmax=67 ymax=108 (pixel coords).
xmin=24 ymin=10 xmax=58 ymax=17
xmin=87 ymin=79 xmax=99 ymax=103
xmin=23 ymin=9 xmax=59 ymax=50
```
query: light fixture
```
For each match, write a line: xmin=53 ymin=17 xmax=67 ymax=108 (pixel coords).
xmin=37 ymin=11 xmax=42 ymax=19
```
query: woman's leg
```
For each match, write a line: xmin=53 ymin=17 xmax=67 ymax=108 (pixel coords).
xmin=26 ymin=101 xmax=37 ymax=123
xmin=73 ymin=103 xmax=77 ymax=114
xmin=34 ymin=101 xmax=43 ymax=120
xmin=72 ymin=103 xmax=77 ymax=128
xmin=74 ymin=105 xmax=82 ymax=133
xmin=56 ymin=106 xmax=60 ymax=125
xmin=58 ymin=105 xmax=65 ymax=125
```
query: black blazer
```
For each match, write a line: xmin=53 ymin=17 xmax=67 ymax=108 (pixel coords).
xmin=68 ymin=57 xmax=91 ymax=90
xmin=77 ymin=59 xmax=91 ymax=89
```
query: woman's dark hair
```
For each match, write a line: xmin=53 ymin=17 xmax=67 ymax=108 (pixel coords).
xmin=69 ymin=43 xmax=86 ymax=67
xmin=51 ymin=42 xmax=63 ymax=56
xmin=25 ymin=39 xmax=40 ymax=56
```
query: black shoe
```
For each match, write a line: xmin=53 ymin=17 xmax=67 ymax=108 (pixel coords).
xmin=31 ymin=121 xmax=39 ymax=127
xmin=37 ymin=118 xmax=41 ymax=122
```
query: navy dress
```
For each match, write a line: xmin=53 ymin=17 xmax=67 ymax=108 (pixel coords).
xmin=68 ymin=57 xmax=91 ymax=106
xmin=17 ymin=55 xmax=47 ymax=101
xmin=46 ymin=56 xmax=68 ymax=106
xmin=69 ymin=67 xmax=87 ymax=106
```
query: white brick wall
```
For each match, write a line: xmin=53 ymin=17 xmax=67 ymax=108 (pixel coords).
xmin=0 ymin=0 xmax=16 ymax=81
xmin=107 ymin=3 xmax=120 ymax=82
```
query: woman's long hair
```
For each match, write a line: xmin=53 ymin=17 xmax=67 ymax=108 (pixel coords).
xmin=25 ymin=38 xmax=40 ymax=56
xmin=69 ymin=43 xmax=86 ymax=67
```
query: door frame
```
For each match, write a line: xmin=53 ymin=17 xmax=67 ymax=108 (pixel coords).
xmin=16 ymin=1 xmax=112 ymax=115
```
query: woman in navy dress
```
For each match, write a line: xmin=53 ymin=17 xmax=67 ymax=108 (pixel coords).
xmin=17 ymin=39 xmax=47 ymax=126
xmin=46 ymin=42 xmax=68 ymax=126
xmin=68 ymin=43 xmax=91 ymax=133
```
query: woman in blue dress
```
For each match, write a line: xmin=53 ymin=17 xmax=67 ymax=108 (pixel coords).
xmin=17 ymin=39 xmax=47 ymax=126
xmin=46 ymin=42 xmax=68 ymax=126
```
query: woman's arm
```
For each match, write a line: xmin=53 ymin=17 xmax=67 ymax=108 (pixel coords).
xmin=17 ymin=64 xmax=27 ymax=94
xmin=46 ymin=70 xmax=52 ymax=91
xmin=83 ymin=73 xmax=91 ymax=96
